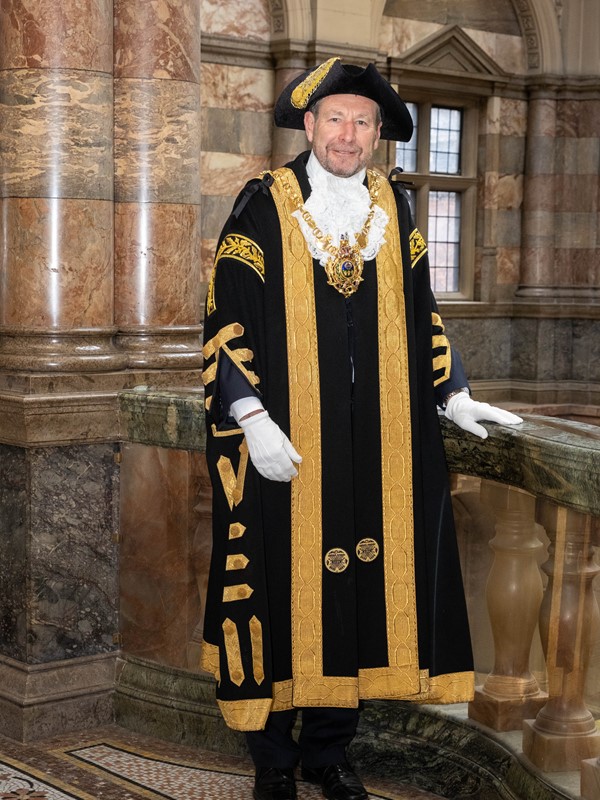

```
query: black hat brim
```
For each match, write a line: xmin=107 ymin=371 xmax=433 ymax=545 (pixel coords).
xmin=274 ymin=59 xmax=414 ymax=142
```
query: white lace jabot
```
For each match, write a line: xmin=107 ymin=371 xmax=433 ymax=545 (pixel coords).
xmin=292 ymin=152 xmax=389 ymax=267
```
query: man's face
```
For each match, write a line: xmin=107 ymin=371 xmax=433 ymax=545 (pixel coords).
xmin=304 ymin=94 xmax=382 ymax=178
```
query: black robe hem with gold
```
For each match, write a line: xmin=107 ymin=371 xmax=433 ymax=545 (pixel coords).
xmin=201 ymin=152 xmax=474 ymax=732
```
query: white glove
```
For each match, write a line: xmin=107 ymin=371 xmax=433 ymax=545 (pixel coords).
xmin=239 ymin=410 xmax=302 ymax=481
xmin=445 ymin=391 xmax=523 ymax=440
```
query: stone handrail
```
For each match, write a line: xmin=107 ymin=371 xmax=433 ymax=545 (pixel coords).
xmin=120 ymin=388 xmax=600 ymax=518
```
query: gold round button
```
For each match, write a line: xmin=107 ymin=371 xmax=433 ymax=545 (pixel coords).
xmin=356 ymin=537 xmax=380 ymax=562
xmin=324 ymin=548 xmax=350 ymax=573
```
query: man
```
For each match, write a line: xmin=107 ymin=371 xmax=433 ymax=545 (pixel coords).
xmin=201 ymin=59 xmax=521 ymax=800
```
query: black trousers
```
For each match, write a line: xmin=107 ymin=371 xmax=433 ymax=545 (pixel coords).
xmin=246 ymin=707 xmax=360 ymax=770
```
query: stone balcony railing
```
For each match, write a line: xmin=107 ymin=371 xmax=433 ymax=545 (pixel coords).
xmin=117 ymin=389 xmax=600 ymax=800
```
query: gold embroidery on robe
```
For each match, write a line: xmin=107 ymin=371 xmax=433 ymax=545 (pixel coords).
xmin=216 ymin=441 xmax=249 ymax=510
xmin=270 ymin=167 xmax=326 ymax=705
xmin=204 ymin=323 xmax=259 ymax=419
xmin=226 ymin=554 xmax=249 ymax=571
xmin=207 ymin=235 xmax=265 ymax=316
xmin=222 ymin=619 xmax=244 ymax=686
xmin=249 ymin=615 xmax=265 ymax=685
xmin=220 ymin=343 xmax=260 ymax=388
xmin=223 ymin=584 xmax=254 ymax=602
xmin=203 ymin=323 xmax=245 ymax=359
xmin=200 ymin=640 xmax=220 ymax=680
xmin=431 ymin=312 xmax=452 ymax=386
xmin=410 ymin=228 xmax=428 ymax=268
xmin=211 ymin=423 xmax=243 ymax=438
xmin=374 ymin=174 xmax=420 ymax=695
xmin=217 ymin=698 xmax=273 ymax=731
xmin=229 ymin=522 xmax=246 ymax=540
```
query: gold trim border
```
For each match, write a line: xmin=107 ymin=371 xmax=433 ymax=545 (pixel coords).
xmin=375 ymin=176 xmax=420 ymax=691
xmin=270 ymin=168 xmax=325 ymax=706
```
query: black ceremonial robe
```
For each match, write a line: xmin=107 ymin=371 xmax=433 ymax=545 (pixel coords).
xmin=201 ymin=152 xmax=474 ymax=731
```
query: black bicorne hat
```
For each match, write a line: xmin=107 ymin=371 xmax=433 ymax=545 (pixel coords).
xmin=274 ymin=57 xmax=414 ymax=142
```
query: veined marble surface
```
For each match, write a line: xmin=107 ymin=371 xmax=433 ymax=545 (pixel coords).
xmin=0 ymin=444 xmax=119 ymax=664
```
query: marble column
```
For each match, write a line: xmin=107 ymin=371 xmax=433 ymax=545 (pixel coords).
xmin=113 ymin=0 xmax=203 ymax=375
xmin=0 ymin=0 xmax=124 ymax=380
xmin=516 ymin=87 xmax=557 ymax=299
xmin=0 ymin=0 xmax=123 ymax=741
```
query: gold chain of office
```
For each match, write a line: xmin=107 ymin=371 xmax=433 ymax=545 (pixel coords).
xmin=281 ymin=170 xmax=384 ymax=298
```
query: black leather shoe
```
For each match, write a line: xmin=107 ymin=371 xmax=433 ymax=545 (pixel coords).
xmin=301 ymin=763 xmax=368 ymax=800
xmin=253 ymin=767 xmax=297 ymax=800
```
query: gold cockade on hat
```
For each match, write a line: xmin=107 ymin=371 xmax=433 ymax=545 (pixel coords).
xmin=290 ymin=57 xmax=340 ymax=109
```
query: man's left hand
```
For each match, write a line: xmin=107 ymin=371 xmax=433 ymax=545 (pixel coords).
xmin=445 ymin=392 xmax=523 ymax=439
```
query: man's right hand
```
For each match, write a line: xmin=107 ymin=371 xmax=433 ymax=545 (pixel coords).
xmin=239 ymin=410 xmax=302 ymax=481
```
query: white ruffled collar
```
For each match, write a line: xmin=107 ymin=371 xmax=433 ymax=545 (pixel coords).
xmin=292 ymin=152 xmax=389 ymax=268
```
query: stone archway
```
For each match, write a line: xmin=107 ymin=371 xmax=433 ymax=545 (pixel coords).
xmin=268 ymin=0 xmax=312 ymax=41
xmin=511 ymin=0 xmax=563 ymax=73
xmin=272 ymin=0 xmax=564 ymax=75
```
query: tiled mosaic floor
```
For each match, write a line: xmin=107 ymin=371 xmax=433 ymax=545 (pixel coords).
xmin=0 ymin=726 xmax=444 ymax=800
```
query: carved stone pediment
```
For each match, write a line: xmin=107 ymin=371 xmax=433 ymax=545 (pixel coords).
xmin=399 ymin=25 xmax=508 ymax=78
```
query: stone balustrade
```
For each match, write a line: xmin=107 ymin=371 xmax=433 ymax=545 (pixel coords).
xmin=117 ymin=388 xmax=600 ymax=800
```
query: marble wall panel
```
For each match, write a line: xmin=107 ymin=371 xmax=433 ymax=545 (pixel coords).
xmin=378 ymin=15 xmax=394 ymax=55
xmin=0 ymin=70 xmax=113 ymax=200
xmin=0 ymin=197 xmax=113 ymax=329
xmin=27 ymin=444 xmax=119 ymax=664
xmin=523 ymin=176 xmax=555 ymax=212
xmin=555 ymin=249 xmax=599 ymax=287
xmin=557 ymin=100 xmax=600 ymax=138
xmin=494 ymin=209 xmax=523 ymax=247
xmin=445 ymin=317 xmax=512 ymax=381
xmin=551 ymin=320 xmax=576 ymax=381
xmin=481 ymin=171 xmax=498 ymax=209
xmin=574 ymin=320 xmax=600 ymax=382
xmin=555 ymin=212 xmax=598 ymax=250
xmin=499 ymin=98 xmax=528 ymax=138
xmin=379 ymin=17 xmax=441 ymax=58
xmin=201 ymin=239 xmax=218 ymax=283
xmin=557 ymin=137 xmax=600 ymax=175
xmin=119 ymin=444 xmax=211 ymax=669
xmin=519 ymin=246 xmax=554 ymax=287
xmin=201 ymin=0 xmax=270 ymax=40
xmin=0 ymin=0 xmax=112 ymax=72
xmin=202 ymin=108 xmax=273 ymax=157
xmin=114 ymin=203 xmax=202 ymax=328
xmin=496 ymin=174 xmax=523 ymax=211
xmin=0 ymin=446 xmax=28 ymax=661
xmin=464 ymin=29 xmax=526 ymax=74
xmin=507 ymin=319 xmax=536 ymax=382
xmin=201 ymin=195 xmax=238 ymax=241
xmin=525 ymin=138 xmax=556 ymax=178
xmin=114 ymin=0 xmax=200 ymax=81
xmin=554 ymin=174 xmax=598 ymax=213
xmin=499 ymin=136 xmax=526 ymax=175
xmin=114 ymin=79 xmax=201 ymax=204
xmin=482 ymin=96 xmax=500 ymax=135
xmin=201 ymin=108 xmax=240 ymax=154
xmin=495 ymin=247 xmax=520 ymax=285
xmin=201 ymin=152 xmax=271 ymax=196
xmin=201 ymin=63 xmax=274 ymax=112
